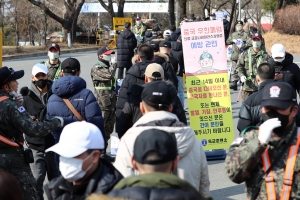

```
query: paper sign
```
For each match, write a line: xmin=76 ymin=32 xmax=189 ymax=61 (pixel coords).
xmin=181 ymin=21 xmax=234 ymax=150
xmin=110 ymin=135 xmax=120 ymax=155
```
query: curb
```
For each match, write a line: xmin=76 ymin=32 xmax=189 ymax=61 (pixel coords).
xmin=3 ymin=46 xmax=99 ymax=61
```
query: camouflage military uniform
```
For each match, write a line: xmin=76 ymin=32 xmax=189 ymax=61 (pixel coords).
xmin=225 ymin=123 xmax=300 ymax=200
xmin=0 ymin=90 xmax=60 ymax=200
xmin=226 ymin=30 xmax=250 ymax=82
xmin=236 ymin=47 xmax=269 ymax=103
xmin=40 ymin=60 xmax=61 ymax=81
xmin=91 ymin=61 xmax=117 ymax=140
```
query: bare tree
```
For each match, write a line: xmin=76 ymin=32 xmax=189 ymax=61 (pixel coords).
xmin=27 ymin=0 xmax=85 ymax=42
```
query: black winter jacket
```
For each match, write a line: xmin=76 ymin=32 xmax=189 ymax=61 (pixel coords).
xmin=171 ymin=28 xmax=181 ymax=41
xmin=21 ymin=80 xmax=55 ymax=151
xmin=269 ymin=52 xmax=300 ymax=95
xmin=44 ymin=158 xmax=123 ymax=200
xmin=116 ymin=83 xmax=187 ymax=138
xmin=171 ymin=41 xmax=184 ymax=77
xmin=223 ymin=19 xmax=230 ymax=42
xmin=237 ymin=80 xmax=275 ymax=132
xmin=153 ymin=52 xmax=178 ymax=90
xmin=116 ymin=28 xmax=137 ymax=69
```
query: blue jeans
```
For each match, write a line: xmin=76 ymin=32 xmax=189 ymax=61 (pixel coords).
xmin=177 ymin=76 xmax=184 ymax=107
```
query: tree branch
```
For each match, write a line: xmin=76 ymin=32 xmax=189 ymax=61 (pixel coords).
xmin=27 ymin=0 xmax=64 ymax=25
xmin=216 ymin=0 xmax=231 ymax=11
xmin=97 ymin=0 xmax=110 ymax=11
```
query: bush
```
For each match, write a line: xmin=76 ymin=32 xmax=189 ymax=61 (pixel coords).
xmin=273 ymin=4 xmax=300 ymax=35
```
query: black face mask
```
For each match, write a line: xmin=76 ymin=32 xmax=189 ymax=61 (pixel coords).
xmin=33 ymin=79 xmax=48 ymax=89
xmin=262 ymin=109 xmax=291 ymax=137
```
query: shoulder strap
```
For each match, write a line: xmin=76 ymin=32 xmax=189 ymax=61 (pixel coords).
xmin=240 ymin=126 xmax=258 ymax=135
xmin=251 ymin=126 xmax=298 ymax=200
xmin=62 ymin=98 xmax=83 ymax=121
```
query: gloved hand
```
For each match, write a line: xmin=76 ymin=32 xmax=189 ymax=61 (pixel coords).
xmin=52 ymin=116 xmax=64 ymax=127
xmin=241 ymin=76 xmax=247 ymax=83
xmin=111 ymin=55 xmax=117 ymax=64
xmin=258 ymin=118 xmax=281 ymax=145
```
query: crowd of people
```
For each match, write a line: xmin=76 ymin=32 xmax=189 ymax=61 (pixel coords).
xmin=0 ymin=13 xmax=300 ymax=200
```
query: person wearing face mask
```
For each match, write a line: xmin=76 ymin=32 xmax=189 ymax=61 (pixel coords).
xmin=226 ymin=81 xmax=300 ymax=200
xmin=237 ymin=63 xmax=275 ymax=132
xmin=236 ymin=33 xmax=269 ymax=103
xmin=91 ymin=47 xmax=117 ymax=151
xmin=44 ymin=121 xmax=123 ymax=200
xmin=209 ymin=13 xmax=216 ymax=21
xmin=133 ymin=17 xmax=146 ymax=44
xmin=226 ymin=20 xmax=251 ymax=91
xmin=0 ymin=66 xmax=63 ymax=200
xmin=268 ymin=44 xmax=300 ymax=95
xmin=40 ymin=43 xmax=62 ymax=81
xmin=20 ymin=63 xmax=59 ymax=200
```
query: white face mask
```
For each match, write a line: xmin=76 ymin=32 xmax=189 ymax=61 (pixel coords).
xmin=136 ymin=21 xmax=141 ymax=25
xmin=274 ymin=57 xmax=285 ymax=62
xmin=252 ymin=41 xmax=261 ymax=48
xmin=103 ymin=55 xmax=111 ymax=62
xmin=48 ymin=52 xmax=59 ymax=60
xmin=9 ymin=90 xmax=17 ymax=97
xmin=59 ymin=151 xmax=94 ymax=182
xmin=236 ymin=26 xmax=242 ymax=31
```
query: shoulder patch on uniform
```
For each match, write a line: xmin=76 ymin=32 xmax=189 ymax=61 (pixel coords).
xmin=17 ymin=106 xmax=26 ymax=113
xmin=231 ymin=137 xmax=244 ymax=146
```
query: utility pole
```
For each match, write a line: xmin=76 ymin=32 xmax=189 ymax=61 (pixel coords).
xmin=238 ymin=0 xmax=241 ymax=21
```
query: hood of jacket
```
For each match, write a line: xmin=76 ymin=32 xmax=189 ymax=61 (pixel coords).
xmin=269 ymin=52 xmax=294 ymax=67
xmin=133 ymin=111 xmax=195 ymax=159
xmin=171 ymin=41 xmax=183 ymax=51
xmin=52 ymin=76 xmax=86 ymax=97
xmin=154 ymin=52 xmax=169 ymax=65
xmin=113 ymin=172 xmax=196 ymax=191
xmin=120 ymin=29 xmax=133 ymax=39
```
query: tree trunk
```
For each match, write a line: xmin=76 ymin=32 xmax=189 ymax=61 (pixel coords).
xmin=178 ymin=0 xmax=186 ymax=18
xmin=277 ymin=0 xmax=284 ymax=9
xmin=116 ymin=0 xmax=125 ymax=17
xmin=169 ymin=0 xmax=175 ymax=25
xmin=229 ymin=0 xmax=237 ymax=35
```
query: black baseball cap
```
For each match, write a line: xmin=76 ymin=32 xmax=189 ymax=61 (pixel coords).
xmin=48 ymin=43 xmax=60 ymax=52
xmin=97 ymin=46 xmax=115 ymax=56
xmin=133 ymin=129 xmax=178 ymax=164
xmin=0 ymin=67 xmax=24 ymax=87
xmin=61 ymin=58 xmax=81 ymax=73
xmin=252 ymin=33 xmax=263 ymax=41
xmin=141 ymin=81 xmax=172 ymax=109
xmin=261 ymin=82 xmax=297 ymax=109
xmin=159 ymin=40 xmax=171 ymax=48
xmin=149 ymin=41 xmax=159 ymax=52
xmin=236 ymin=20 xmax=244 ymax=26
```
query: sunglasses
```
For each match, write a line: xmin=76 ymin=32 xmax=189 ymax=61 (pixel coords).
xmin=3 ymin=68 xmax=15 ymax=84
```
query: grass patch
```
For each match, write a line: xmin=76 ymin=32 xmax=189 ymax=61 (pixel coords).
xmin=263 ymin=30 xmax=300 ymax=54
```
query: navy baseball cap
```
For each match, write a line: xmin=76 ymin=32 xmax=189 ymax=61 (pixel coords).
xmin=141 ymin=81 xmax=172 ymax=109
xmin=133 ymin=129 xmax=178 ymax=164
xmin=261 ymin=82 xmax=297 ymax=109
xmin=0 ymin=67 xmax=24 ymax=87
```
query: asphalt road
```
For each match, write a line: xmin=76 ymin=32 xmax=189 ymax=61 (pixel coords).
xmin=3 ymin=52 xmax=300 ymax=200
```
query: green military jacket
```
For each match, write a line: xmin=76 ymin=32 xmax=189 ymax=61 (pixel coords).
xmin=133 ymin=23 xmax=147 ymax=37
xmin=91 ymin=61 xmax=117 ymax=109
xmin=226 ymin=30 xmax=250 ymax=61
xmin=236 ymin=48 xmax=269 ymax=91
xmin=225 ymin=124 xmax=300 ymax=200
xmin=40 ymin=60 xmax=61 ymax=81
xmin=0 ymin=91 xmax=60 ymax=148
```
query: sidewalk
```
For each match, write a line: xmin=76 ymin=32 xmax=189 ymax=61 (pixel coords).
xmin=2 ymin=46 xmax=98 ymax=61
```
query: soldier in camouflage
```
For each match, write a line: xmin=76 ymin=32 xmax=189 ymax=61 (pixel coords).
xmin=91 ymin=47 xmax=117 ymax=141
xmin=225 ymin=82 xmax=300 ymax=200
xmin=236 ymin=33 xmax=269 ymax=103
xmin=0 ymin=67 xmax=63 ymax=200
xmin=226 ymin=20 xmax=251 ymax=91
xmin=40 ymin=43 xmax=62 ymax=81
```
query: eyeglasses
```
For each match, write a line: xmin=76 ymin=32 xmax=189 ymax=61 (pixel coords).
xmin=3 ymin=68 xmax=15 ymax=84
